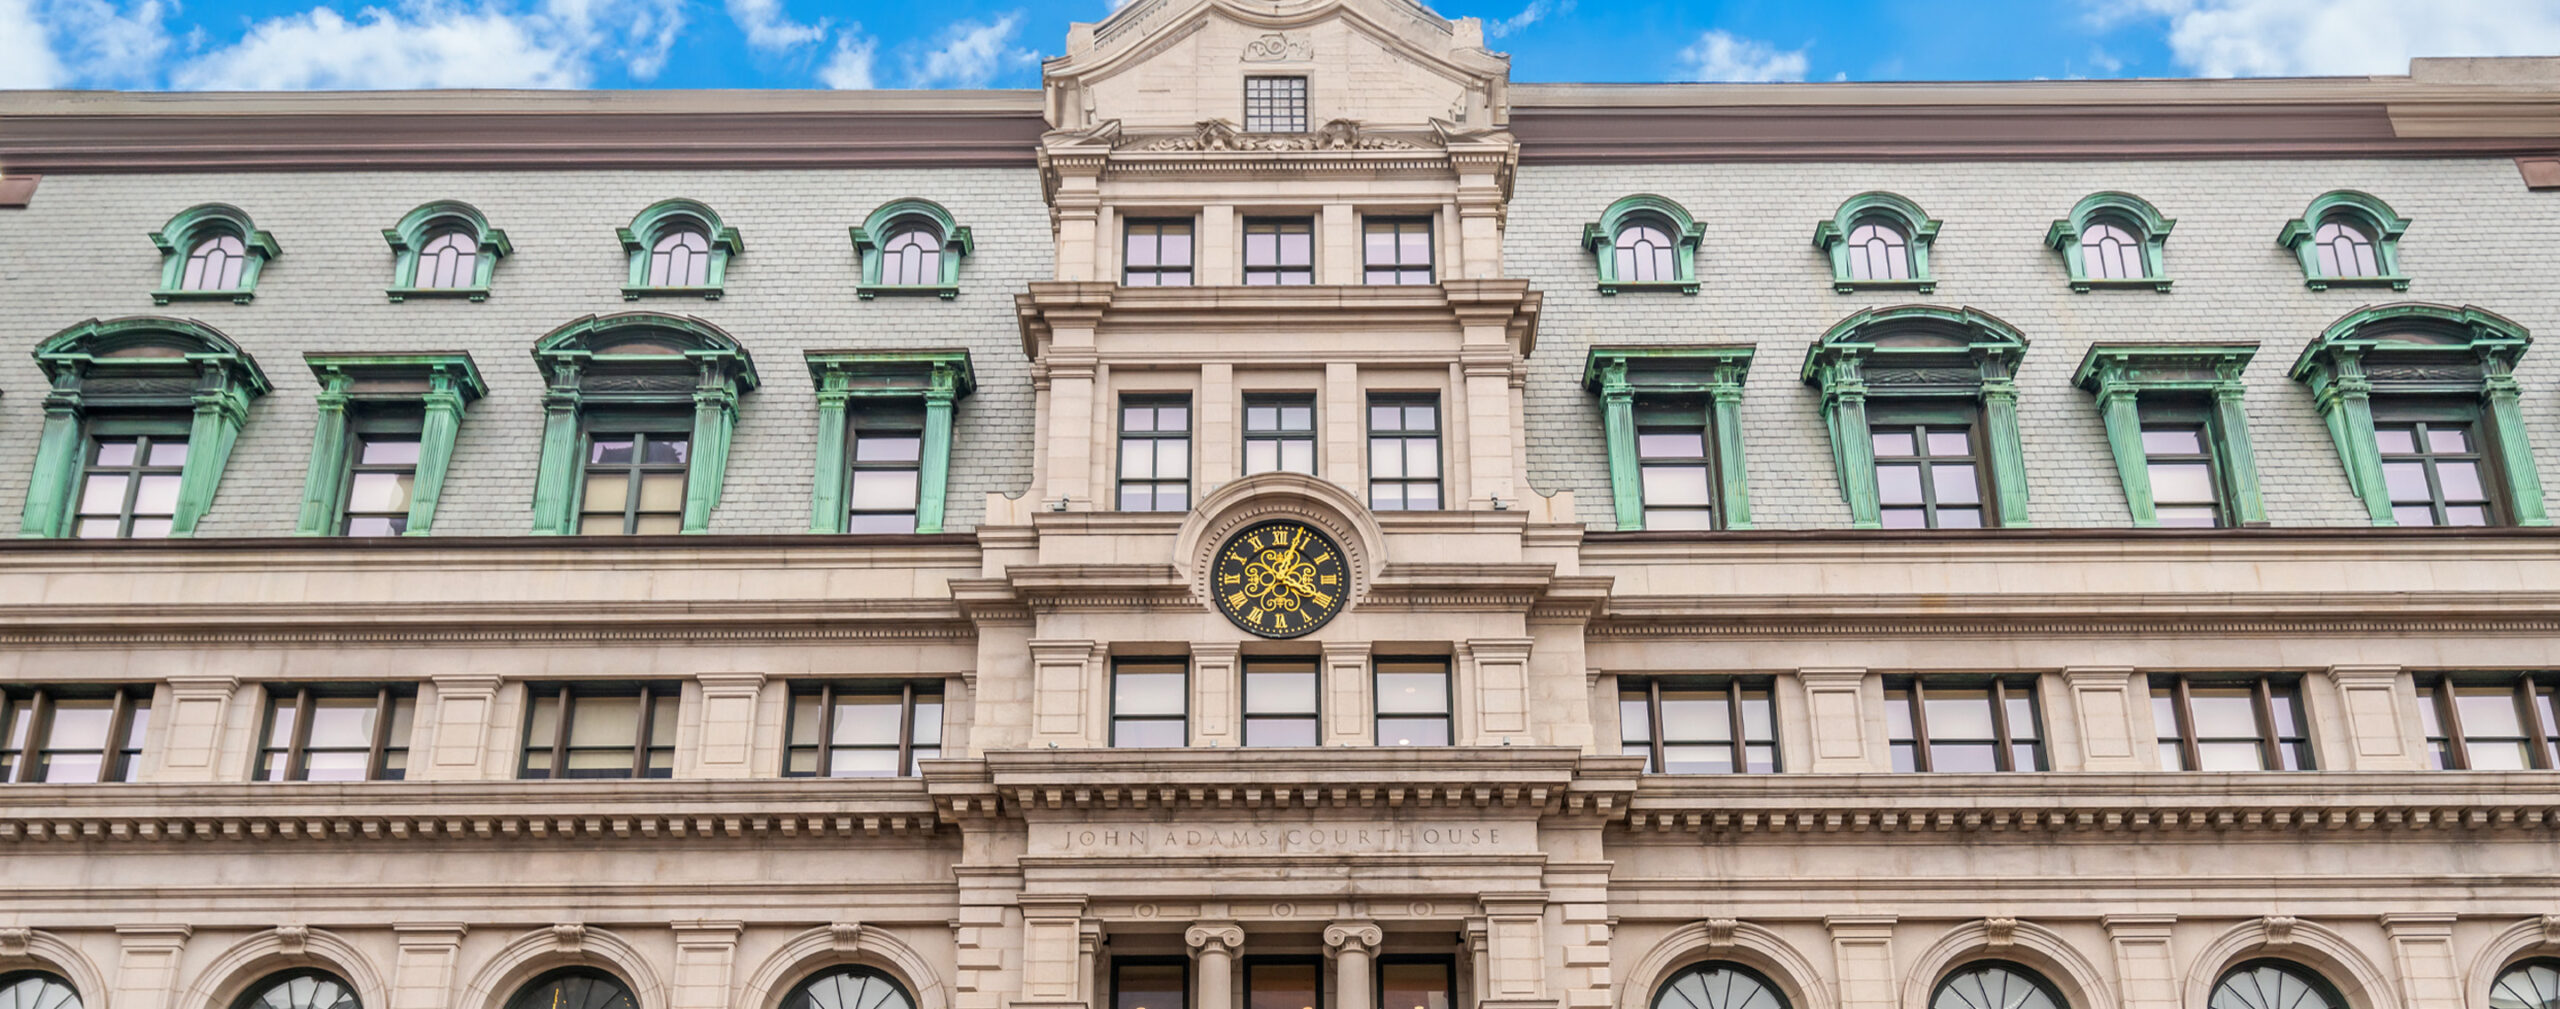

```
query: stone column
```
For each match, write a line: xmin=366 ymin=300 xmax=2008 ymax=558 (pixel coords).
xmin=1479 ymin=894 xmax=1547 ymax=1005
xmin=1021 ymin=896 xmax=1092 ymax=1009
xmin=1322 ymin=363 xmax=1361 ymax=492
xmin=390 ymin=924 xmax=468 ymax=1009
xmin=112 ymin=925 xmax=192 ymax=1009
xmin=691 ymin=674 xmax=765 ymax=778
xmin=1825 ymin=916 xmax=1896 ymax=1009
xmin=2103 ymin=915 xmax=2177 ymax=1009
xmin=1325 ymin=922 xmax=1381 ymax=1009
xmin=1200 ymin=363 xmax=1236 ymax=491
xmin=1464 ymin=639 xmax=1535 ymax=744
xmin=1030 ymin=640 xmax=1104 ymax=745
xmin=670 ymin=922 xmax=742 ymax=1009
xmin=1187 ymin=922 xmax=1244 ymax=1009
xmin=2383 ymin=914 xmax=2464 ymax=1009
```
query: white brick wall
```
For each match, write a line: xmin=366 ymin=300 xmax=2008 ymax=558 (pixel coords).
xmin=0 ymin=168 xmax=1050 ymax=536
xmin=1504 ymin=158 xmax=2560 ymax=529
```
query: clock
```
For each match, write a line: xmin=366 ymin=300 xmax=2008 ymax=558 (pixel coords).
xmin=1209 ymin=518 xmax=1350 ymax=638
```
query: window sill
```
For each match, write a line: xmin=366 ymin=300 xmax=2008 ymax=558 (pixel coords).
xmin=621 ymin=285 xmax=724 ymax=301
xmin=1831 ymin=278 xmax=1934 ymax=294
xmin=857 ymin=283 xmax=959 ymax=300
xmin=2069 ymin=277 xmax=2174 ymax=293
xmin=1597 ymin=280 xmax=1699 ymax=296
xmin=152 ymin=288 xmax=254 ymax=305
xmin=387 ymin=286 xmax=491 ymax=303
xmin=2304 ymin=275 xmax=2411 ymax=292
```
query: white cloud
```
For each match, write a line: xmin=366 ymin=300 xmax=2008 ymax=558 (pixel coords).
xmin=2103 ymin=0 xmax=2560 ymax=77
xmin=539 ymin=0 xmax=686 ymax=79
xmin=906 ymin=13 xmax=1039 ymax=88
xmin=727 ymin=0 xmax=825 ymax=53
xmin=0 ymin=0 xmax=67 ymax=87
xmin=1678 ymin=29 xmax=1808 ymax=83
xmin=170 ymin=5 xmax=588 ymax=89
xmin=1486 ymin=0 xmax=1570 ymax=40
xmin=821 ymin=28 xmax=875 ymax=88
xmin=39 ymin=0 xmax=168 ymax=86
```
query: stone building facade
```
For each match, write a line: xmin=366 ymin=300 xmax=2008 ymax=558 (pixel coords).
xmin=2 ymin=2 xmax=2560 ymax=1009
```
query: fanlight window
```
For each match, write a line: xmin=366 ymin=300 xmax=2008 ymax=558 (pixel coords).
xmin=1614 ymin=220 xmax=1675 ymax=284
xmin=417 ymin=229 xmax=479 ymax=289
xmin=882 ymin=224 xmax=943 ymax=286
xmin=234 ymin=971 xmax=360 ymax=1009
xmin=2493 ymin=960 xmax=2560 ymax=1009
xmin=2313 ymin=219 xmax=2380 ymax=278
xmin=506 ymin=970 xmax=637 ymax=1009
xmin=2209 ymin=962 xmax=2342 ymax=1009
xmin=1845 ymin=221 xmax=1910 ymax=281
xmin=782 ymin=967 xmax=917 ymax=1009
xmin=1931 ymin=964 xmax=2063 ymax=1009
xmin=183 ymin=233 xmax=249 ymax=291
xmin=650 ymin=228 xmax=712 ymax=287
xmin=0 ymin=971 xmax=81 ymax=1009
xmin=1651 ymin=962 xmax=1787 ymax=1009
xmin=2080 ymin=221 xmax=2144 ymax=280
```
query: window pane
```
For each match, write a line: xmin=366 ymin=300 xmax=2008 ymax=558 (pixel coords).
xmin=1160 ymin=229 xmax=1192 ymax=267
xmin=1377 ymin=717 xmax=1449 ymax=746
xmin=1402 ymin=484 xmax=1440 ymax=510
xmin=1936 ymin=507 xmax=1983 ymax=528
xmin=2142 ymin=428 xmax=2203 ymax=454
xmin=2446 ymin=505 xmax=2490 ymax=526
xmin=1926 ymin=430 xmax=1972 ymax=455
xmin=827 ymin=748 xmax=901 ymax=777
xmin=1114 ymin=719 xmax=1186 ymax=748
xmin=832 ymin=694 xmax=905 ymax=744
xmin=2427 ymin=427 xmax=2472 ymax=453
xmin=2374 ymin=428 xmax=2418 ymax=454
xmin=1638 ymin=432 xmax=1706 ymax=458
xmin=851 ymin=470 xmax=919 ymax=511
xmin=2437 ymin=461 xmax=2485 ymax=501
xmin=2382 ymin=462 xmax=2432 ymax=502
xmin=1876 ymin=464 xmax=1924 ymax=505
xmin=133 ymin=475 xmax=181 ymax=515
xmin=566 ymin=696 xmax=641 ymax=748
xmin=1929 ymin=742 xmax=1999 ymax=772
xmin=1662 ymin=744 xmax=1734 ymax=774
xmin=637 ymin=473 xmax=686 ymax=512
xmin=644 ymin=437 xmax=689 ymax=465
xmin=1118 ymin=964 xmax=1187 ymax=1009
xmin=855 ymin=436 xmax=922 ymax=463
xmin=1157 ymin=439 xmax=1190 ymax=478
xmin=360 ymin=439 xmax=422 ymax=465
xmin=1245 ymin=718 xmax=1318 ymax=747
xmin=1932 ymin=464 xmax=1980 ymax=505
xmin=93 ymin=440 xmax=138 ymax=466
xmin=146 ymin=440 xmax=188 ymax=466
xmin=1659 ymin=691 xmax=1731 ymax=741
xmin=849 ymin=513 xmax=919 ymax=534
xmin=306 ymin=696 xmax=378 ymax=748
xmin=1114 ymin=672 xmax=1187 ymax=716
xmin=2196 ymin=740 xmax=2265 ymax=770
xmin=2394 ymin=505 xmax=2440 ymax=527
xmin=912 ymin=698 xmax=944 ymax=745
xmin=1923 ymin=690 xmax=1997 ymax=739
xmin=1879 ymin=507 xmax=1928 ymax=529
xmin=46 ymin=700 xmax=113 ymax=749
xmin=1642 ymin=466 xmax=1712 ymax=507
xmin=1245 ymin=671 xmax=1318 ymax=714
xmin=1646 ymin=509 xmax=1715 ymax=530
xmin=2187 ymin=689 xmax=2260 ymax=737
xmin=347 ymin=472 xmax=414 ymax=513
xmin=2456 ymin=691 xmax=2525 ymax=737
xmin=1280 ymin=441 xmax=1315 ymax=474
xmin=1379 ymin=964 xmax=1450 ymax=1009
xmin=1247 ymin=962 xmax=1318 ymax=1009
xmin=78 ymin=474 xmax=129 ymax=515
xmin=2149 ymin=463 xmax=2216 ymax=505
xmin=1375 ymin=672 xmax=1448 ymax=714
xmin=589 ymin=437 xmax=635 ymax=464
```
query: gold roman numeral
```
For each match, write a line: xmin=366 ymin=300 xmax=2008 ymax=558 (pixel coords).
xmin=1319 ymin=573 xmax=1338 ymax=586
xmin=1226 ymin=590 xmax=1248 ymax=609
xmin=1307 ymin=591 xmax=1334 ymax=608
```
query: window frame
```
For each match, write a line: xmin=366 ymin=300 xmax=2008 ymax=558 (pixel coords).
xmin=1928 ymin=962 xmax=2067 ymax=1009
xmin=1243 ymin=393 xmax=1318 ymax=476
xmin=1109 ymin=658 xmax=1191 ymax=748
xmin=1582 ymin=195 xmax=1704 ymax=295
xmin=335 ymin=412 xmax=425 ymax=537
xmin=852 ymin=198 xmax=973 ymax=299
xmin=1242 ymin=76 xmax=1309 ymax=133
xmin=23 ymin=318 xmax=271 ymax=540
xmin=617 ymin=199 xmax=743 ymax=300
xmin=1867 ymin=408 xmax=1990 ymax=530
xmin=229 ymin=969 xmax=360 ymax=1009
xmin=74 ymin=424 xmax=189 ymax=540
xmin=1814 ymin=192 xmax=1939 ymax=294
xmin=1 ymin=684 xmax=151 ymax=784
xmin=2289 ymin=303 xmax=2548 ymax=527
xmin=2151 ymin=674 xmax=2314 ymax=772
xmin=1362 ymin=216 xmax=1435 ymax=286
xmin=1375 ymin=955 xmax=1457 ymax=1009
xmin=1366 ymin=393 xmax=1443 ymax=512
xmin=576 ymin=421 xmax=694 ymax=536
xmin=294 ymin=353 xmax=486 ymax=538
xmin=2210 ymin=960 xmax=2347 ymax=1009
xmin=151 ymin=203 xmax=280 ymax=305
xmin=1241 ymin=656 xmax=1322 ymax=748
xmin=1586 ymin=347 xmax=1756 ymax=532
xmin=805 ymin=351 xmax=973 ymax=535
xmin=783 ymin=680 xmax=945 ymax=778
xmin=1123 ymin=218 xmax=1197 ymax=287
xmin=1241 ymin=957 xmax=1324 ymax=1009
xmin=2044 ymin=191 xmax=2174 ymax=292
xmin=384 ymin=200 xmax=510 ymax=302
xmin=2491 ymin=958 xmax=2560 ymax=1009
xmin=1116 ymin=394 xmax=1194 ymax=513
xmin=2075 ymin=344 xmax=2268 ymax=528
xmin=517 ymin=681 xmax=681 ymax=780
xmin=2372 ymin=404 xmax=2500 ymax=527
xmin=1619 ymin=675 xmax=1780 ymax=775
xmin=2418 ymin=673 xmax=2558 ymax=771
xmin=2133 ymin=412 xmax=2223 ymax=528
xmin=1885 ymin=675 xmax=2046 ymax=773
xmin=2277 ymin=190 xmax=2410 ymax=291
xmin=1373 ymin=656 xmax=1453 ymax=747
xmin=531 ymin=314 xmax=758 ymax=535
xmin=1243 ymin=217 xmax=1317 ymax=286
xmin=1111 ymin=957 xmax=1190 ymax=1009
xmin=1803 ymin=306 xmax=2029 ymax=529
xmin=255 ymin=683 xmax=416 ymax=782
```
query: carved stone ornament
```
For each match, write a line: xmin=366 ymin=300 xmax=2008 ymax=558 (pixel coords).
xmin=2259 ymin=915 xmax=2298 ymax=949
xmin=1185 ymin=922 xmax=1245 ymax=955
xmin=1134 ymin=119 xmax=1421 ymax=152
xmin=2541 ymin=913 xmax=2560 ymax=948
xmin=552 ymin=922 xmax=588 ymax=953
xmin=1983 ymin=917 xmax=2018 ymax=949
xmin=276 ymin=924 xmax=310 ymax=955
xmin=0 ymin=927 xmax=28 ymax=957
xmin=1703 ymin=918 xmax=1740 ymax=950
xmin=1323 ymin=921 xmax=1383 ymax=955
xmin=1240 ymin=32 xmax=1312 ymax=62
xmin=830 ymin=922 xmax=865 ymax=952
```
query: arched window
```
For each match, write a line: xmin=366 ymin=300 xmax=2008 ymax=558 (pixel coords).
xmin=233 ymin=971 xmax=360 ymax=1009
xmin=650 ymin=228 xmax=711 ymax=287
xmin=2208 ymin=961 xmax=2344 ymax=1009
xmin=1845 ymin=221 xmax=1909 ymax=281
xmin=0 ymin=970 xmax=81 ymax=1009
xmin=2080 ymin=221 xmax=2142 ymax=280
xmin=2493 ymin=958 xmax=2560 ymax=1009
xmin=782 ymin=967 xmax=917 ymax=1009
xmin=1930 ymin=963 xmax=2064 ymax=1009
xmin=882 ymin=224 xmax=943 ymax=287
xmin=2312 ymin=219 xmax=2379 ymax=278
xmin=1614 ymin=220 xmax=1675 ymax=284
xmin=417 ymin=229 xmax=479 ymax=288
xmin=183 ymin=233 xmax=249 ymax=291
xmin=1651 ymin=962 xmax=1787 ymax=1009
xmin=506 ymin=969 xmax=636 ymax=1009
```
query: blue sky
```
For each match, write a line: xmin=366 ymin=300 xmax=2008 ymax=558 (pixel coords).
xmin=3 ymin=0 xmax=2556 ymax=91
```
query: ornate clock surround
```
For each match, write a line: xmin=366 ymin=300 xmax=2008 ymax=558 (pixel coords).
xmin=1175 ymin=472 xmax=1384 ymax=627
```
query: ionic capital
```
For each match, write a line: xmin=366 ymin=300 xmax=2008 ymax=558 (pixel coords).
xmin=1323 ymin=921 xmax=1382 ymax=956
xmin=1186 ymin=922 xmax=1244 ymax=957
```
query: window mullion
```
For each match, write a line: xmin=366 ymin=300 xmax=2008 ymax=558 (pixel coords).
xmin=1645 ymin=679 xmax=1666 ymax=774
xmin=285 ymin=685 xmax=316 ymax=781
xmin=2521 ymin=677 xmax=2555 ymax=771
xmin=102 ymin=687 xmax=139 ymax=783
xmin=1991 ymin=679 xmax=2017 ymax=773
xmin=631 ymin=684 xmax=655 ymax=778
xmin=897 ymin=681 xmax=917 ymax=777
xmin=2251 ymin=676 xmax=2284 ymax=770
xmin=18 ymin=689 xmax=54 ymax=783
xmin=1725 ymin=678 xmax=1747 ymax=774
xmin=551 ymin=685 xmax=574 ymax=779
xmin=2172 ymin=677 xmax=2202 ymax=771
xmin=119 ymin=444 xmax=147 ymax=537
xmin=1908 ymin=678 xmax=1934 ymax=772
xmin=367 ymin=685 xmax=395 ymax=780
xmin=2437 ymin=677 xmax=2471 ymax=770
xmin=816 ymin=683 xmax=836 ymax=776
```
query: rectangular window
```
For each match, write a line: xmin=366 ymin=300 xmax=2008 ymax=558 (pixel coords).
xmin=0 ymin=685 xmax=150 ymax=784
xmin=1243 ymin=76 xmax=1308 ymax=133
xmin=2376 ymin=412 xmax=2495 ymax=527
xmin=1243 ymin=657 xmax=1320 ymax=747
xmin=847 ymin=402 xmax=926 ymax=534
xmin=1368 ymin=395 xmax=1441 ymax=511
xmin=519 ymin=682 xmax=678 ymax=779
xmin=579 ymin=426 xmax=690 ymax=535
xmin=1377 ymin=957 xmax=1455 ymax=1009
xmin=2139 ymin=418 xmax=2221 ymax=528
xmin=2419 ymin=673 xmax=2558 ymax=771
xmin=784 ymin=681 xmax=943 ymax=777
xmin=342 ymin=415 xmax=423 ymax=536
xmin=1885 ymin=676 xmax=2045 ymax=772
xmin=256 ymin=684 xmax=416 ymax=781
xmin=1111 ymin=659 xmax=1189 ymax=748
xmin=1363 ymin=218 xmax=1434 ymax=285
xmin=1244 ymin=395 xmax=1317 ymax=475
xmin=1635 ymin=399 xmax=1717 ymax=531
xmin=1244 ymin=218 xmax=1316 ymax=285
xmin=1114 ymin=958 xmax=1189 ymax=1009
xmin=1124 ymin=220 xmax=1195 ymax=287
xmin=1118 ymin=396 xmax=1193 ymax=512
xmin=75 ymin=431 xmax=187 ymax=539
xmin=1871 ymin=418 xmax=1984 ymax=529
xmin=1244 ymin=958 xmax=1322 ymax=1009
xmin=1618 ymin=676 xmax=1778 ymax=774
xmin=1375 ymin=658 xmax=1451 ymax=746
xmin=2151 ymin=674 xmax=2313 ymax=771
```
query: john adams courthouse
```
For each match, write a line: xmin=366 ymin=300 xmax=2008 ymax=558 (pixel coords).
xmin=7 ymin=3 xmax=2560 ymax=1009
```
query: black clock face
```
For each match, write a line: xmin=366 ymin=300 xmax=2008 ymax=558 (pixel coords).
xmin=1210 ymin=518 xmax=1349 ymax=638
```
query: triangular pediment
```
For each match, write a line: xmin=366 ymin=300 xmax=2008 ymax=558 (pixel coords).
xmin=1047 ymin=0 xmax=1508 ymax=133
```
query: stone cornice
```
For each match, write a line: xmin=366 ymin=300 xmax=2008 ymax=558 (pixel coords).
xmin=1015 ymin=282 xmax=1540 ymax=360
xmin=925 ymin=749 xmax=1640 ymax=821
xmin=0 ymin=598 xmax=976 ymax=648
xmin=1623 ymin=771 xmax=2560 ymax=837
